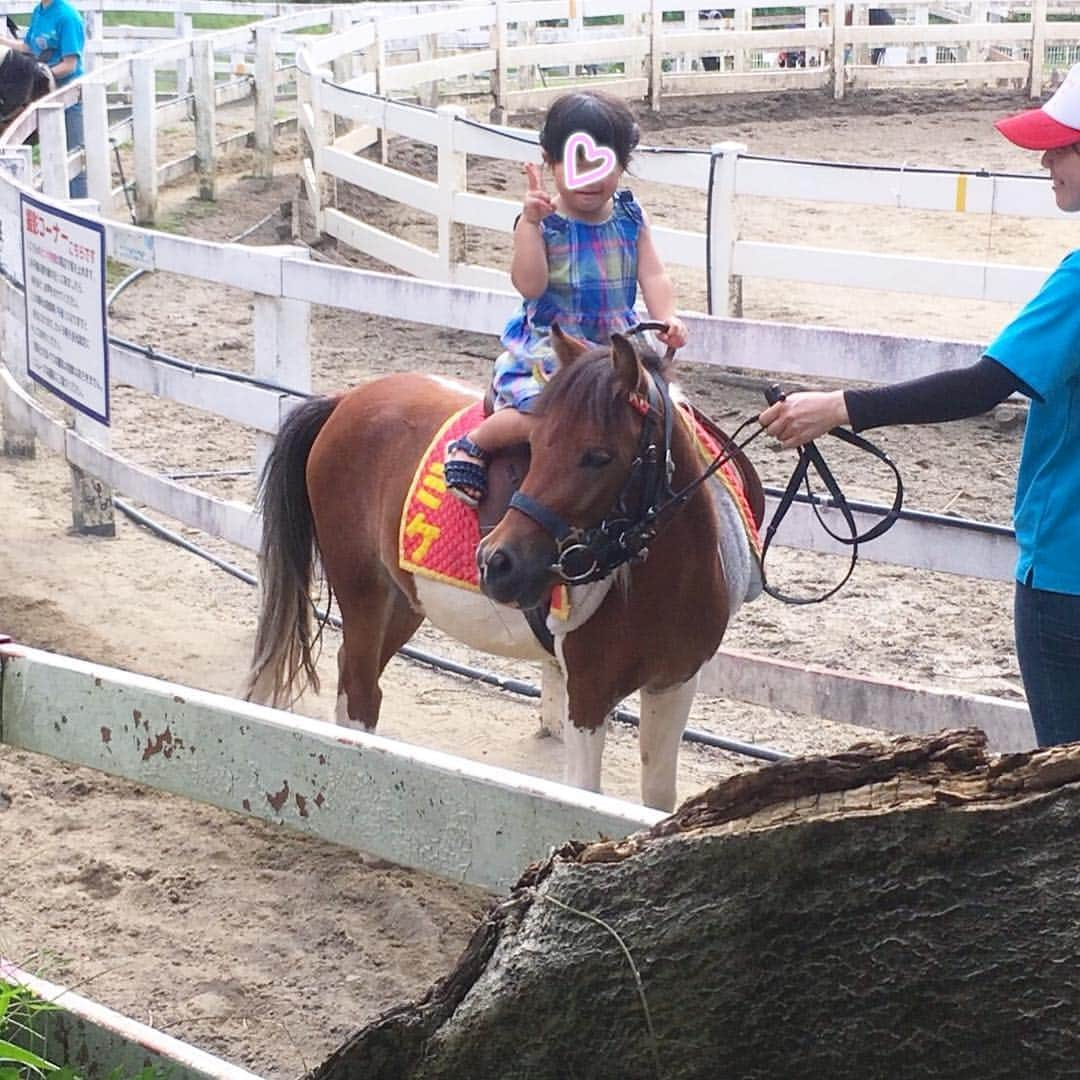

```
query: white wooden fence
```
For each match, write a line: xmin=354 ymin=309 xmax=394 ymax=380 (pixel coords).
xmin=0 ymin=4 xmax=1043 ymax=751
xmin=0 ymin=639 xmax=662 ymax=1077
xmin=302 ymin=76 xmax=1074 ymax=318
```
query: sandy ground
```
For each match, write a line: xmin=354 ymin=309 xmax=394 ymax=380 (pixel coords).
xmin=0 ymin=87 xmax=1071 ymax=1076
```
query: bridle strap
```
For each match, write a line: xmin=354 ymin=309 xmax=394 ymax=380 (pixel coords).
xmin=508 ymin=489 xmax=574 ymax=542
xmin=758 ymin=386 xmax=904 ymax=605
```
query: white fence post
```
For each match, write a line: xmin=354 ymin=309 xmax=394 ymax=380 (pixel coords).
xmin=193 ymin=37 xmax=217 ymax=201
xmin=437 ymin=104 xmax=467 ymax=283
xmin=649 ymin=0 xmax=662 ymax=111
xmin=733 ymin=2 xmax=751 ymax=73
xmin=254 ymin=23 xmax=277 ymax=180
xmin=83 ymin=9 xmax=103 ymax=74
xmin=376 ymin=26 xmax=388 ymax=165
xmin=41 ymin=186 xmax=118 ymax=537
xmin=132 ymin=55 xmax=158 ymax=224
xmin=1 ymin=294 xmax=34 ymax=458
xmin=1030 ymin=0 xmax=1047 ymax=98
xmin=174 ymin=12 xmax=193 ymax=111
xmin=304 ymin=65 xmax=326 ymax=230
xmin=253 ymin=248 xmax=311 ymax=480
xmin=416 ymin=31 xmax=440 ymax=108
xmin=492 ymin=0 xmax=508 ymax=123
xmin=71 ymin=414 xmax=116 ymax=536
xmin=83 ymin=80 xmax=111 ymax=210
xmin=831 ymin=0 xmax=846 ymax=100
xmin=37 ymin=103 xmax=69 ymax=199
xmin=330 ymin=6 xmax=354 ymax=140
xmin=707 ymin=141 xmax=744 ymax=318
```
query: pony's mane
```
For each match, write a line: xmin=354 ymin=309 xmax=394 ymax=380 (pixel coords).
xmin=533 ymin=340 xmax=666 ymax=429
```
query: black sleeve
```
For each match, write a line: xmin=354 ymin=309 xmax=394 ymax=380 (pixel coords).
xmin=844 ymin=356 xmax=1028 ymax=432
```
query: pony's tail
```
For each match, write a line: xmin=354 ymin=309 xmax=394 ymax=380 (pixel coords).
xmin=244 ymin=395 xmax=339 ymax=708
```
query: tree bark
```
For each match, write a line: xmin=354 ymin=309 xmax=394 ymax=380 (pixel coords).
xmin=310 ymin=730 xmax=1080 ymax=1080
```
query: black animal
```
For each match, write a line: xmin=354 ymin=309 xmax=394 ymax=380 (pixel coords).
xmin=0 ymin=43 xmax=54 ymax=128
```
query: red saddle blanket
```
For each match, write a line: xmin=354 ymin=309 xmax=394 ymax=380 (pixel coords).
xmin=399 ymin=401 xmax=490 ymax=591
xmin=398 ymin=399 xmax=760 ymax=599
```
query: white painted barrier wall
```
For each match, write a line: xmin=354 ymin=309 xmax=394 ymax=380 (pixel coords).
xmin=0 ymin=643 xmax=663 ymax=892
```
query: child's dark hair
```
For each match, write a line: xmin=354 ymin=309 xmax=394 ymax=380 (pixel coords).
xmin=539 ymin=91 xmax=640 ymax=170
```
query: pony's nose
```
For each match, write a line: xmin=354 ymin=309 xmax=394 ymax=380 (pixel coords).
xmin=478 ymin=543 xmax=514 ymax=586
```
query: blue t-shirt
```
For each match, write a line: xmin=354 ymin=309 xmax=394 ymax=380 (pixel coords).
xmin=985 ymin=250 xmax=1080 ymax=593
xmin=27 ymin=0 xmax=84 ymax=86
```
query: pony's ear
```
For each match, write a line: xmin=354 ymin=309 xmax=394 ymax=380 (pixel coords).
xmin=550 ymin=322 xmax=589 ymax=368
xmin=610 ymin=332 xmax=640 ymax=391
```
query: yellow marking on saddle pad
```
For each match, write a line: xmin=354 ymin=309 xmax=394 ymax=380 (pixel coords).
xmin=403 ymin=511 xmax=441 ymax=563
xmin=399 ymin=403 xmax=484 ymax=591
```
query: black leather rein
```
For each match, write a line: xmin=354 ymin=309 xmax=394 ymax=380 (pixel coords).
xmin=507 ymin=328 xmax=905 ymax=604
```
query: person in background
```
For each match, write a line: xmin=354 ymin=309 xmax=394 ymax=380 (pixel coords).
xmin=869 ymin=8 xmax=895 ymax=65
xmin=0 ymin=0 xmax=86 ymax=197
xmin=759 ymin=63 xmax=1080 ymax=747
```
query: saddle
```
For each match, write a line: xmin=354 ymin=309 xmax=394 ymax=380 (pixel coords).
xmin=685 ymin=402 xmax=766 ymax=530
xmin=398 ymin=395 xmax=761 ymax=655
xmin=476 ymin=387 xmax=532 ymax=535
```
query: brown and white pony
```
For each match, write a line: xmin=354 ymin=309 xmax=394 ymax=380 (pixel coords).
xmin=244 ymin=329 xmax=763 ymax=810
xmin=0 ymin=42 xmax=55 ymax=132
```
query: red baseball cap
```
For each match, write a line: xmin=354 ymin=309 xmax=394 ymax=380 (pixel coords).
xmin=996 ymin=63 xmax=1080 ymax=150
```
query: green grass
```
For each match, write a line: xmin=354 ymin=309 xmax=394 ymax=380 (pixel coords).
xmin=0 ymin=980 xmax=60 ymax=1079
xmin=0 ymin=979 xmax=172 ymax=1080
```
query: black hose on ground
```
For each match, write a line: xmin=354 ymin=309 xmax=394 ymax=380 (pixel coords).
xmin=112 ymin=496 xmax=791 ymax=763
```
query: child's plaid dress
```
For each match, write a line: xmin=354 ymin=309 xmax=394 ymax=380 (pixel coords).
xmin=493 ymin=189 xmax=643 ymax=412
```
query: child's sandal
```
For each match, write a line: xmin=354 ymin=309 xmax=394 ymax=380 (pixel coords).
xmin=445 ymin=435 xmax=490 ymax=508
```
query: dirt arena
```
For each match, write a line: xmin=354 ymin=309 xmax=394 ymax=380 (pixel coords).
xmin=2 ymin=85 xmax=1076 ymax=1076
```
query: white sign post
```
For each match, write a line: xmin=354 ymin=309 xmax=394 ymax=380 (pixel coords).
xmin=21 ymin=193 xmax=115 ymax=535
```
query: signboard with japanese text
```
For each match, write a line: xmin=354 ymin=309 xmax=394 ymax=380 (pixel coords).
xmin=21 ymin=194 xmax=109 ymax=424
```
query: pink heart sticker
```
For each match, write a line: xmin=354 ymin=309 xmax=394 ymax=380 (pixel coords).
xmin=563 ymin=131 xmax=617 ymax=191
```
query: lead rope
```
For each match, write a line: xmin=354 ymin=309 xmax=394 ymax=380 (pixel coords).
xmin=757 ymin=384 xmax=904 ymax=604
xmin=624 ymin=327 xmax=904 ymax=604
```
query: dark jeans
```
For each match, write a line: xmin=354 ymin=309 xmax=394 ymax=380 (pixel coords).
xmin=1014 ymin=580 xmax=1080 ymax=746
xmin=65 ymin=101 xmax=87 ymax=199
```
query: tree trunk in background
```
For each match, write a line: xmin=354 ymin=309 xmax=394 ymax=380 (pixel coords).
xmin=309 ymin=730 xmax=1080 ymax=1080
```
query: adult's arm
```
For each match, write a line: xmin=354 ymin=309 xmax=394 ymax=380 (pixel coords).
xmin=760 ymin=357 xmax=1025 ymax=449
xmin=49 ymin=54 xmax=77 ymax=80
xmin=845 ymin=356 xmax=1025 ymax=430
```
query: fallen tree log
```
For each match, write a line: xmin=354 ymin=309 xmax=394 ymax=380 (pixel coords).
xmin=311 ymin=729 xmax=1080 ymax=1080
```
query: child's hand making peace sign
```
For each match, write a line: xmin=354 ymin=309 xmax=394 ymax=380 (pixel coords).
xmin=521 ymin=163 xmax=556 ymax=224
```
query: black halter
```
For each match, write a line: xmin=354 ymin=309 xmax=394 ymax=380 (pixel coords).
xmin=508 ymin=324 xmax=679 ymax=586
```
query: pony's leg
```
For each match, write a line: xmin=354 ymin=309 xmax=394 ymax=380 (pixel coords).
xmin=638 ymin=673 xmax=699 ymax=812
xmin=539 ymin=658 xmax=566 ymax=740
xmin=563 ymin=715 xmax=608 ymax=793
xmin=333 ymin=579 xmax=422 ymax=732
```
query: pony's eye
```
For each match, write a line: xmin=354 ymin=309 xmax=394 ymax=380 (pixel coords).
xmin=579 ymin=448 xmax=613 ymax=469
